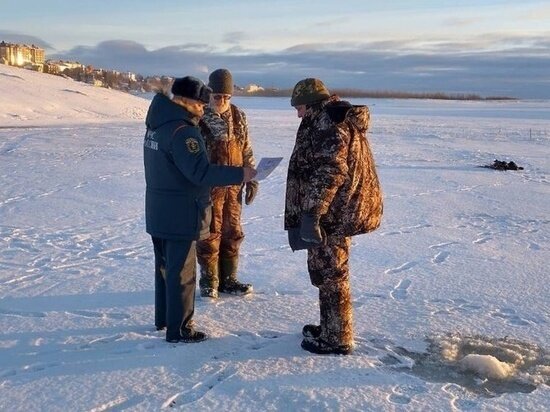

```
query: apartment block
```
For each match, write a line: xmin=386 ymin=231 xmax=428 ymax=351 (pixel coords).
xmin=0 ymin=41 xmax=45 ymax=66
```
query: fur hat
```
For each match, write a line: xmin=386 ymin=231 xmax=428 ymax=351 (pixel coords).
xmin=171 ymin=76 xmax=211 ymax=103
xmin=208 ymin=69 xmax=233 ymax=95
xmin=290 ymin=78 xmax=330 ymax=107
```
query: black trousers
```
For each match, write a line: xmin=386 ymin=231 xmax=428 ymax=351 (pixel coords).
xmin=152 ymin=237 xmax=196 ymax=340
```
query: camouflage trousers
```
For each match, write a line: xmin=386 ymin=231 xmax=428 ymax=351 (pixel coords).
xmin=197 ymin=185 xmax=244 ymax=264
xmin=197 ymin=186 xmax=244 ymax=289
xmin=307 ymin=235 xmax=353 ymax=347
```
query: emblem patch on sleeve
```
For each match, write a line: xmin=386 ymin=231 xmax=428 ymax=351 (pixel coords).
xmin=185 ymin=138 xmax=200 ymax=153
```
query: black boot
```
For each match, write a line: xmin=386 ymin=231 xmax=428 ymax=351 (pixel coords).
xmin=180 ymin=329 xmax=208 ymax=343
xmin=302 ymin=324 xmax=321 ymax=338
xmin=301 ymin=338 xmax=353 ymax=355
xmin=167 ymin=327 xmax=208 ymax=343
xmin=199 ymin=262 xmax=219 ymax=299
xmin=218 ymin=256 xmax=253 ymax=295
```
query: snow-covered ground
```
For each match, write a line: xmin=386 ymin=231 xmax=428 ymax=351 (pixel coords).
xmin=1 ymin=64 xmax=549 ymax=411
xmin=0 ymin=66 xmax=148 ymax=127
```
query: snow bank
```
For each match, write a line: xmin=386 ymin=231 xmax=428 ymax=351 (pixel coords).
xmin=459 ymin=354 xmax=514 ymax=379
xmin=0 ymin=65 xmax=150 ymax=126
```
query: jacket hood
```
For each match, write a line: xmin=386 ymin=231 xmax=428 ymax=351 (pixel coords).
xmin=325 ymin=100 xmax=370 ymax=133
xmin=145 ymin=93 xmax=198 ymax=130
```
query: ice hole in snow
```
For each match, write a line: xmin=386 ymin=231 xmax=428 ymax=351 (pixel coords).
xmin=390 ymin=333 xmax=549 ymax=397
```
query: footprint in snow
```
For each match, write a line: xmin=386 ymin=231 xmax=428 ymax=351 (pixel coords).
xmin=66 ymin=310 xmax=130 ymax=320
xmin=162 ymin=365 xmax=237 ymax=408
xmin=385 ymin=261 xmax=417 ymax=275
xmin=431 ymin=250 xmax=450 ymax=264
xmin=442 ymin=382 xmax=478 ymax=410
xmin=390 ymin=279 xmax=411 ymax=300
xmin=491 ymin=308 xmax=533 ymax=326
xmin=473 ymin=232 xmax=492 ymax=244
xmin=387 ymin=384 xmax=427 ymax=405
xmin=0 ymin=308 xmax=46 ymax=318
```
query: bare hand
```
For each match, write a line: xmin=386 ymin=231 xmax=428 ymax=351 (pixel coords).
xmin=243 ymin=167 xmax=257 ymax=183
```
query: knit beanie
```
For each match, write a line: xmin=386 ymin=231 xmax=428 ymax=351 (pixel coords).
xmin=290 ymin=78 xmax=330 ymax=107
xmin=171 ymin=76 xmax=211 ymax=103
xmin=208 ymin=69 xmax=233 ymax=95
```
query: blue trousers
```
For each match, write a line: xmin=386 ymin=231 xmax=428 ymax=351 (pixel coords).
xmin=152 ymin=237 xmax=196 ymax=340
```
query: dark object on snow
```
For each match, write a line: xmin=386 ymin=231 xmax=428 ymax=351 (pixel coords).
xmin=301 ymin=337 xmax=353 ymax=355
xmin=482 ymin=159 xmax=524 ymax=171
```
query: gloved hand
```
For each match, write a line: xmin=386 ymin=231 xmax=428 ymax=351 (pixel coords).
xmin=245 ymin=180 xmax=259 ymax=205
xmin=300 ymin=213 xmax=325 ymax=244
xmin=288 ymin=228 xmax=319 ymax=251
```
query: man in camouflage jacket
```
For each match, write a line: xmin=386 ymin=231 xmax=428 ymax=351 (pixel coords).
xmin=197 ymin=69 xmax=258 ymax=299
xmin=285 ymin=78 xmax=383 ymax=355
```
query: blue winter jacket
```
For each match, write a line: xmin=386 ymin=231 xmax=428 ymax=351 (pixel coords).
xmin=144 ymin=93 xmax=244 ymax=240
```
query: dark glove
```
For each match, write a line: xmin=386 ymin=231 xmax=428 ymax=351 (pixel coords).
xmin=300 ymin=213 xmax=325 ymax=244
xmin=288 ymin=228 xmax=311 ymax=251
xmin=245 ymin=180 xmax=258 ymax=205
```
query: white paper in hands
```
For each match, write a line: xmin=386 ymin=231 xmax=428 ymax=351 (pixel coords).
xmin=255 ymin=157 xmax=283 ymax=181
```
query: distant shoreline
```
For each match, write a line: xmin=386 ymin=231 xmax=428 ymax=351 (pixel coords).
xmin=235 ymin=89 xmax=516 ymax=101
xmin=0 ymin=64 xmax=516 ymax=101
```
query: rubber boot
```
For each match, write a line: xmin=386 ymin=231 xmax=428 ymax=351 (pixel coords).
xmin=218 ymin=256 xmax=253 ymax=295
xmin=199 ymin=261 xmax=219 ymax=298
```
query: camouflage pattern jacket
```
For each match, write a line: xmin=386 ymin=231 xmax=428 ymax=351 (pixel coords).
xmin=284 ymin=99 xmax=383 ymax=237
xmin=199 ymin=104 xmax=255 ymax=170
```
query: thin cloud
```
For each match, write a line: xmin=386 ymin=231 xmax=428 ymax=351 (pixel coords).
xmin=0 ymin=31 xmax=54 ymax=50
xmin=96 ymin=40 xmax=148 ymax=53
xmin=223 ymin=31 xmax=248 ymax=44
xmin=441 ymin=17 xmax=481 ymax=29
xmin=312 ymin=17 xmax=349 ymax=28
xmin=32 ymin=36 xmax=550 ymax=98
xmin=521 ymin=4 xmax=550 ymax=21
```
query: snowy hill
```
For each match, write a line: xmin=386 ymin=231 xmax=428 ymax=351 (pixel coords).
xmin=0 ymin=65 xmax=149 ymax=126
xmin=0 ymin=64 xmax=549 ymax=411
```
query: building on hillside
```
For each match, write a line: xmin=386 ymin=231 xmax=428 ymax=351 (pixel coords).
xmin=45 ymin=60 xmax=84 ymax=74
xmin=30 ymin=46 xmax=45 ymax=64
xmin=245 ymin=83 xmax=264 ymax=93
xmin=120 ymin=72 xmax=137 ymax=82
xmin=23 ymin=63 xmax=44 ymax=73
xmin=0 ymin=41 xmax=45 ymax=67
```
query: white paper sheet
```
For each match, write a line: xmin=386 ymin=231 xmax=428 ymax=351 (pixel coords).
xmin=255 ymin=157 xmax=283 ymax=181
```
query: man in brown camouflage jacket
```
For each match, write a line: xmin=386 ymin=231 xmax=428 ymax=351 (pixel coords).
xmin=197 ymin=69 xmax=258 ymax=299
xmin=285 ymin=78 xmax=383 ymax=355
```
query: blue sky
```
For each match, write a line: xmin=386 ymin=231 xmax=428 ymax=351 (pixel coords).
xmin=1 ymin=0 xmax=549 ymax=98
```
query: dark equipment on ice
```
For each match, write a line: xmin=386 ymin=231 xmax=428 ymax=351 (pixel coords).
xmin=482 ymin=159 xmax=524 ymax=171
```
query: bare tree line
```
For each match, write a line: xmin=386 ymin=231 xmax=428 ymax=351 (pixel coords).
xmin=236 ymin=88 xmax=515 ymax=101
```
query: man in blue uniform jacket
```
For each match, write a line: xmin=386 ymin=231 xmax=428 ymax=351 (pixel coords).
xmin=144 ymin=76 xmax=257 ymax=343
